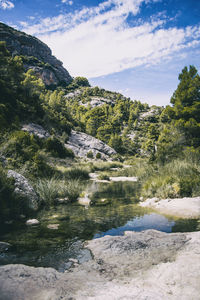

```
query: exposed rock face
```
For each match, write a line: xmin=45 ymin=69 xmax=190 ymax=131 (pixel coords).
xmin=22 ymin=123 xmax=50 ymax=139
xmin=67 ymin=130 xmax=116 ymax=159
xmin=139 ymin=107 xmax=160 ymax=121
xmin=79 ymin=96 xmax=115 ymax=108
xmin=64 ymin=89 xmax=82 ymax=98
xmin=0 ymin=230 xmax=200 ymax=300
xmin=89 ymin=96 xmax=114 ymax=108
xmin=7 ymin=170 xmax=39 ymax=211
xmin=0 ymin=22 xmax=72 ymax=87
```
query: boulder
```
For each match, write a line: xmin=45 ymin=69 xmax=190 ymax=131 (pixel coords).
xmin=0 ymin=242 xmax=11 ymax=253
xmin=78 ymin=193 xmax=91 ymax=206
xmin=22 ymin=123 xmax=50 ymax=139
xmin=26 ymin=219 xmax=40 ymax=226
xmin=67 ymin=130 xmax=116 ymax=159
xmin=7 ymin=170 xmax=39 ymax=211
xmin=47 ymin=224 xmax=59 ymax=230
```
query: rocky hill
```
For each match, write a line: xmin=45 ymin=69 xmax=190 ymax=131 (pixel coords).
xmin=0 ymin=22 xmax=72 ymax=87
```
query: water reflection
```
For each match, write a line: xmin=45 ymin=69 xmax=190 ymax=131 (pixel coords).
xmin=94 ymin=213 xmax=175 ymax=238
xmin=0 ymin=180 xmax=199 ymax=270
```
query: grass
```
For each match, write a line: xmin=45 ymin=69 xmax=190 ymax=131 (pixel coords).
xmin=115 ymin=158 xmax=153 ymax=179
xmin=140 ymin=158 xmax=200 ymax=199
xmin=55 ymin=165 xmax=90 ymax=180
xmin=91 ymin=161 xmax=123 ymax=172
xmin=98 ymin=173 xmax=110 ymax=181
xmin=63 ymin=167 xmax=90 ymax=180
xmin=34 ymin=177 xmax=85 ymax=205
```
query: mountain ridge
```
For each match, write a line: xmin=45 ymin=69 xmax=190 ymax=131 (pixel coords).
xmin=0 ymin=22 xmax=72 ymax=87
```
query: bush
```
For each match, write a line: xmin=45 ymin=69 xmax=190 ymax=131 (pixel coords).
xmin=96 ymin=152 xmax=101 ymax=159
xmin=31 ymin=153 xmax=55 ymax=177
xmin=45 ymin=137 xmax=74 ymax=158
xmin=87 ymin=150 xmax=94 ymax=159
xmin=1 ymin=131 xmax=40 ymax=163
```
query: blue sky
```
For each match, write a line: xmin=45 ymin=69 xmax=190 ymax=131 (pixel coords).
xmin=0 ymin=0 xmax=200 ymax=106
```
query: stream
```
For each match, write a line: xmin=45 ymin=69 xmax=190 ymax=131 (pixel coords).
xmin=0 ymin=180 xmax=199 ymax=272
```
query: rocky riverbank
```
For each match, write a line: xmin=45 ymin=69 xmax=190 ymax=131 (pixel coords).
xmin=0 ymin=229 xmax=200 ymax=300
xmin=140 ymin=196 xmax=200 ymax=218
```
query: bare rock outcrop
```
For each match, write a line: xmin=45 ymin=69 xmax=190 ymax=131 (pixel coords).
xmin=1 ymin=230 xmax=200 ymax=300
xmin=67 ymin=130 xmax=116 ymax=159
xmin=22 ymin=123 xmax=50 ymax=139
xmin=0 ymin=22 xmax=72 ymax=87
xmin=7 ymin=170 xmax=39 ymax=211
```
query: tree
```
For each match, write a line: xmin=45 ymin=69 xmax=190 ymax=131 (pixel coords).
xmin=109 ymin=134 xmax=123 ymax=153
xmin=161 ymin=65 xmax=200 ymax=149
xmin=171 ymin=66 xmax=200 ymax=107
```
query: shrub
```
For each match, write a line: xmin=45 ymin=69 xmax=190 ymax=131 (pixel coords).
xmin=96 ymin=152 xmax=101 ymax=159
xmin=87 ymin=150 xmax=94 ymax=159
xmin=31 ymin=153 xmax=55 ymax=177
xmin=1 ymin=131 xmax=40 ymax=163
xmin=45 ymin=137 xmax=74 ymax=158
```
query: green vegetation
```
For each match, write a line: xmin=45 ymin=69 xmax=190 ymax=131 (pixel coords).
xmin=45 ymin=136 xmax=74 ymax=158
xmin=87 ymin=150 xmax=94 ymax=159
xmin=91 ymin=161 xmax=123 ymax=171
xmin=98 ymin=173 xmax=110 ymax=181
xmin=140 ymin=156 xmax=200 ymax=199
xmin=35 ymin=178 xmax=84 ymax=205
xmin=62 ymin=167 xmax=90 ymax=180
xmin=1 ymin=36 xmax=200 ymax=222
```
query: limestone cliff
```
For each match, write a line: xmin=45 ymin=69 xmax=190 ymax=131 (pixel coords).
xmin=0 ymin=22 xmax=72 ymax=87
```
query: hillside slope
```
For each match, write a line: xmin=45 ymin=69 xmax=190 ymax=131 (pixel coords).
xmin=0 ymin=22 xmax=72 ymax=87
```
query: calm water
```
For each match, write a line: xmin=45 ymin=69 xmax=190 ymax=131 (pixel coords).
xmin=0 ymin=181 xmax=199 ymax=271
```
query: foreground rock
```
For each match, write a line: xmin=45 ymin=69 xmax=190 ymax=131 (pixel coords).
xmin=1 ymin=230 xmax=200 ymax=299
xmin=140 ymin=196 xmax=200 ymax=218
xmin=67 ymin=130 xmax=116 ymax=159
xmin=7 ymin=170 xmax=39 ymax=211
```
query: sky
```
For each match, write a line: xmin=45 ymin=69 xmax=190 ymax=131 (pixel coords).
xmin=0 ymin=0 xmax=200 ymax=106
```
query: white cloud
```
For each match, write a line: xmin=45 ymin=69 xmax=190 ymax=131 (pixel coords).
xmin=0 ymin=0 xmax=14 ymax=10
xmin=28 ymin=16 xmax=35 ymax=20
xmin=19 ymin=0 xmax=200 ymax=78
xmin=19 ymin=21 xmax=28 ymax=27
xmin=62 ymin=0 xmax=73 ymax=5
